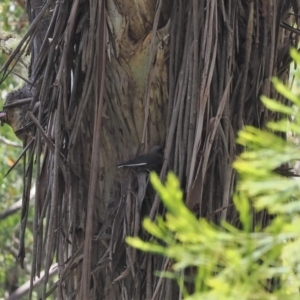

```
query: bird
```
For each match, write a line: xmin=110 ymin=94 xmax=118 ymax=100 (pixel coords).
xmin=117 ymin=145 xmax=164 ymax=171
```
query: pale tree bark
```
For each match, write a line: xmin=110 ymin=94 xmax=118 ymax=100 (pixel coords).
xmin=1 ymin=0 xmax=299 ymax=299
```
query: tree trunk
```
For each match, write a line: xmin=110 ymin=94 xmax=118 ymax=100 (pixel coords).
xmin=1 ymin=0 xmax=299 ymax=299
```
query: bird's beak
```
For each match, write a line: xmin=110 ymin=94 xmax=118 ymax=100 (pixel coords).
xmin=0 ymin=111 xmax=7 ymax=125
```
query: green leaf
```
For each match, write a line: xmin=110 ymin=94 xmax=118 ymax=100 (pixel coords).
xmin=261 ymin=96 xmax=295 ymax=115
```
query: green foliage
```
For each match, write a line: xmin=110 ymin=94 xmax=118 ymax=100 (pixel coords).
xmin=127 ymin=48 xmax=300 ymax=299
xmin=0 ymin=1 xmax=29 ymax=297
xmin=0 ymin=1 xmax=27 ymax=33
xmin=0 ymin=1 xmax=28 ymax=93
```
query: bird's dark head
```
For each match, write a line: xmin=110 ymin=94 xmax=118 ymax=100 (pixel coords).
xmin=150 ymin=145 xmax=164 ymax=154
